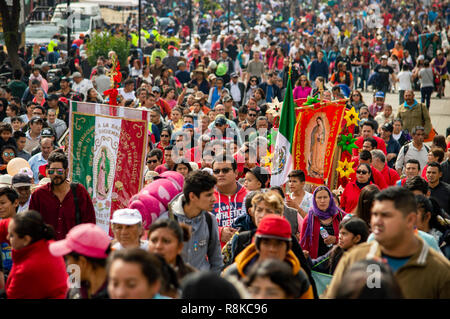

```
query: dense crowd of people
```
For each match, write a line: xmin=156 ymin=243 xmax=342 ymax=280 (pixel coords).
xmin=0 ymin=0 xmax=449 ymax=299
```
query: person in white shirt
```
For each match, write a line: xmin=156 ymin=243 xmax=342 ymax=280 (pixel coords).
xmin=251 ymin=40 xmax=263 ymax=53
xmin=202 ymin=35 xmax=213 ymax=54
xmin=329 ymin=20 xmax=340 ymax=41
xmin=71 ymin=72 xmax=94 ymax=100
xmin=12 ymin=173 xmax=32 ymax=214
xmin=289 ymin=39 xmax=301 ymax=59
xmin=396 ymin=64 xmax=413 ymax=105
xmin=256 ymin=31 xmax=269 ymax=49
xmin=388 ymin=54 xmax=400 ymax=93
xmin=117 ymin=79 xmax=136 ymax=102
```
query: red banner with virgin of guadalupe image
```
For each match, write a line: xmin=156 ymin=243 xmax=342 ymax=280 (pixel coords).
xmin=292 ymin=101 xmax=347 ymax=185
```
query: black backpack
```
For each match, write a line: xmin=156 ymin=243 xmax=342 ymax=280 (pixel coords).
xmin=403 ymin=142 xmax=430 ymax=156
xmin=70 ymin=182 xmax=81 ymax=225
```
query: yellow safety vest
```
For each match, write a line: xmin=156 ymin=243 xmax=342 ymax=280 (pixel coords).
xmin=142 ymin=29 xmax=150 ymax=40
xmin=131 ymin=33 xmax=139 ymax=47
xmin=48 ymin=39 xmax=58 ymax=53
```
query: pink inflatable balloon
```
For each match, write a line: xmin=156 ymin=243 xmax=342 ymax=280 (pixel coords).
xmin=144 ymin=178 xmax=181 ymax=209
xmin=159 ymin=171 xmax=185 ymax=190
xmin=128 ymin=200 xmax=151 ymax=229
xmin=128 ymin=194 xmax=140 ymax=204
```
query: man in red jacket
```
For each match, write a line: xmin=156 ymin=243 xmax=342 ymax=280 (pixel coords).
xmin=29 ymin=151 xmax=96 ymax=240
xmin=352 ymin=120 xmax=387 ymax=157
xmin=211 ymin=154 xmax=248 ymax=247
xmin=371 ymin=149 xmax=400 ymax=186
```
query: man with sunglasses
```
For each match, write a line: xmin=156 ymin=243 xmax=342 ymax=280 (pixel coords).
xmin=29 ymin=150 xmax=96 ymax=240
xmin=243 ymin=108 xmax=258 ymax=131
xmin=211 ymin=154 xmax=248 ymax=248
xmin=145 ymin=149 xmax=162 ymax=173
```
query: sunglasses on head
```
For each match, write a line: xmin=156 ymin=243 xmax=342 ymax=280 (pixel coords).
xmin=48 ymin=168 xmax=64 ymax=175
xmin=213 ymin=167 xmax=233 ymax=175
xmin=356 ymin=170 xmax=369 ymax=175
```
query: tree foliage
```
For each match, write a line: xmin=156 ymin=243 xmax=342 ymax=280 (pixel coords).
xmin=85 ymin=32 xmax=130 ymax=68
xmin=0 ymin=0 xmax=22 ymax=73
xmin=195 ymin=0 xmax=222 ymax=12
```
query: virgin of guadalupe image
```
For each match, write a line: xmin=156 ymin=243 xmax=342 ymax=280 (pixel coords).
xmin=308 ymin=116 xmax=327 ymax=179
xmin=96 ymin=147 xmax=110 ymax=200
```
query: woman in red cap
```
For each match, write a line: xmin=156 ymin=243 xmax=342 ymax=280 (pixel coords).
xmin=49 ymin=223 xmax=111 ymax=299
xmin=223 ymin=215 xmax=314 ymax=299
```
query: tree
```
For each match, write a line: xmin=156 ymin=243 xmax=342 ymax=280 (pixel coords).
xmin=0 ymin=0 xmax=22 ymax=74
xmin=85 ymin=32 xmax=130 ymax=71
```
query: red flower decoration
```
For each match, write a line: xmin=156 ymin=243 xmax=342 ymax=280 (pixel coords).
xmin=103 ymin=88 xmax=119 ymax=106
xmin=113 ymin=62 xmax=122 ymax=85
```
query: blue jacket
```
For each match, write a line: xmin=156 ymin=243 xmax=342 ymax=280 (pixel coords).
xmin=259 ymin=82 xmax=281 ymax=102
xmin=232 ymin=213 xmax=255 ymax=232
xmin=309 ymin=60 xmax=329 ymax=82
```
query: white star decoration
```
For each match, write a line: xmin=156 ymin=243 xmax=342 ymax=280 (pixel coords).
xmin=267 ymin=97 xmax=283 ymax=118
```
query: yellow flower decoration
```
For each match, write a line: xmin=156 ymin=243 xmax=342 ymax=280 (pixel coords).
xmin=344 ymin=107 xmax=359 ymax=127
xmin=336 ymin=158 xmax=355 ymax=179
xmin=261 ymin=151 xmax=274 ymax=168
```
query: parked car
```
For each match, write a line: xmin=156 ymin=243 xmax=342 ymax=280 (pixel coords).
xmin=25 ymin=23 xmax=60 ymax=46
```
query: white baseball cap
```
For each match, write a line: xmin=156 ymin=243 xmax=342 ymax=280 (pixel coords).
xmin=110 ymin=209 xmax=142 ymax=225
xmin=0 ymin=174 xmax=12 ymax=187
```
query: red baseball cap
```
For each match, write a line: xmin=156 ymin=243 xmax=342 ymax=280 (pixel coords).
xmin=255 ymin=215 xmax=291 ymax=241
xmin=49 ymin=223 xmax=111 ymax=259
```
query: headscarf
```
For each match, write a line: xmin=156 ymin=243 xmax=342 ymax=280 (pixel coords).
xmin=300 ymin=185 xmax=344 ymax=248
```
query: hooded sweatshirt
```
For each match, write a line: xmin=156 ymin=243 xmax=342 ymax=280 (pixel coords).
xmin=222 ymin=243 xmax=314 ymax=299
xmin=212 ymin=183 xmax=248 ymax=245
xmin=162 ymin=193 xmax=223 ymax=273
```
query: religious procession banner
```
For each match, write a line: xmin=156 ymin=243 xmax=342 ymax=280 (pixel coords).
xmin=292 ymin=101 xmax=347 ymax=186
xmin=69 ymin=101 xmax=149 ymax=234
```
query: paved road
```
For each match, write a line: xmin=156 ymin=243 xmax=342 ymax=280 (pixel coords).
xmin=361 ymin=83 xmax=450 ymax=139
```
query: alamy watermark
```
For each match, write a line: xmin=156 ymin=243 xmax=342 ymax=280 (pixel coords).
xmin=67 ymin=264 xmax=81 ymax=289
xmin=366 ymin=263 xmax=381 ymax=289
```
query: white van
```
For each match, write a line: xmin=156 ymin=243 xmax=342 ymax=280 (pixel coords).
xmin=51 ymin=3 xmax=103 ymax=39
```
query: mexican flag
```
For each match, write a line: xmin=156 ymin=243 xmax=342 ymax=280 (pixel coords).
xmin=270 ymin=73 xmax=296 ymax=187
xmin=69 ymin=101 xmax=149 ymax=234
